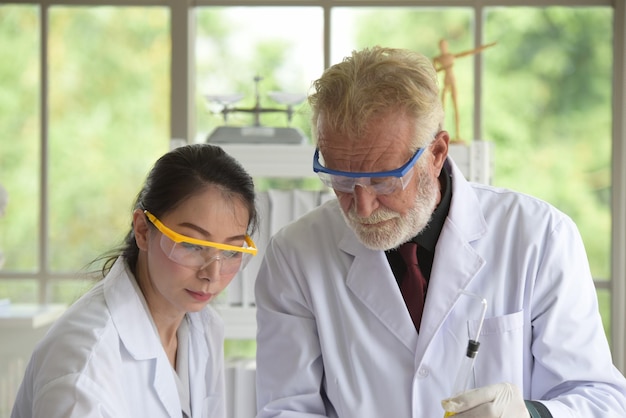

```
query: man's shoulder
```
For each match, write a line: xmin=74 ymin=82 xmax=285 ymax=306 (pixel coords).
xmin=463 ymin=182 xmax=572 ymax=233
xmin=470 ymin=182 xmax=562 ymax=213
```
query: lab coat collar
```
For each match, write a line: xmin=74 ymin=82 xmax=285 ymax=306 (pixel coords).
xmin=104 ymin=259 xmax=163 ymax=360
xmin=104 ymin=258 xmax=182 ymax=417
xmin=416 ymin=158 xmax=487 ymax=360
xmin=343 ymin=243 xmax=418 ymax=352
xmin=443 ymin=158 xmax=488 ymax=241
xmin=337 ymin=202 xmax=420 ymax=352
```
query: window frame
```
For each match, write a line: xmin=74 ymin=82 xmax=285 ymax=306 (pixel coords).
xmin=3 ymin=0 xmax=626 ymax=373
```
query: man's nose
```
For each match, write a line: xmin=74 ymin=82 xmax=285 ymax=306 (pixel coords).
xmin=352 ymin=185 xmax=379 ymax=218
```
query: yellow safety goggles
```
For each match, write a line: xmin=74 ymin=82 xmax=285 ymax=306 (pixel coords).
xmin=144 ymin=210 xmax=257 ymax=274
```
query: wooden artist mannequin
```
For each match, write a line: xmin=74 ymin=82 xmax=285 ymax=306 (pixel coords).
xmin=433 ymin=39 xmax=496 ymax=143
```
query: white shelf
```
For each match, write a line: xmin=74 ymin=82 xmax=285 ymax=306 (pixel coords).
xmin=218 ymin=143 xmax=317 ymax=178
xmin=449 ymin=140 xmax=494 ymax=184
xmin=219 ymin=141 xmax=492 ymax=183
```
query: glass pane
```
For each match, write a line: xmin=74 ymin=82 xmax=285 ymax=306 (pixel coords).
xmin=224 ymin=339 xmax=256 ymax=359
xmin=50 ymin=278 xmax=96 ymax=305
xmin=484 ymin=7 xmax=612 ymax=283
xmin=195 ymin=7 xmax=324 ymax=144
xmin=0 ymin=279 xmax=38 ymax=304
xmin=48 ymin=7 xmax=170 ymax=271
xmin=331 ymin=7 xmax=477 ymax=142
xmin=0 ymin=5 xmax=40 ymax=272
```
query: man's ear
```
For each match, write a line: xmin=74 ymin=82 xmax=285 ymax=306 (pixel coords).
xmin=430 ymin=130 xmax=450 ymax=175
xmin=133 ymin=209 xmax=150 ymax=251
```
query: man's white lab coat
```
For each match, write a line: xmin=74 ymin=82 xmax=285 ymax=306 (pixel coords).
xmin=255 ymin=158 xmax=626 ymax=417
xmin=11 ymin=258 xmax=225 ymax=418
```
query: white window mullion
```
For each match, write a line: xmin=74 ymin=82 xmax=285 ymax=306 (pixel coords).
xmin=170 ymin=1 xmax=195 ymax=144
xmin=39 ymin=3 xmax=50 ymax=304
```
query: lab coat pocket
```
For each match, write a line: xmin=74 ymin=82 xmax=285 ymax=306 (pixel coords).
xmin=468 ymin=310 xmax=525 ymax=389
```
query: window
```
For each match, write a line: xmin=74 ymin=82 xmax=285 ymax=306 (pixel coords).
xmin=1 ymin=0 xmax=624 ymax=372
xmin=0 ymin=4 xmax=169 ymax=303
xmin=195 ymin=6 xmax=323 ymax=144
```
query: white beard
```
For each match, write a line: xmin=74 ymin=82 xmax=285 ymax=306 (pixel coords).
xmin=342 ymin=165 xmax=440 ymax=251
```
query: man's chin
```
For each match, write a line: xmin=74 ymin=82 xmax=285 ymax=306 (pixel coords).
xmin=354 ymin=228 xmax=403 ymax=251
xmin=353 ymin=218 xmax=430 ymax=251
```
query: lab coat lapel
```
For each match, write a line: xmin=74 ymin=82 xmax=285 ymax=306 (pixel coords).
xmin=341 ymin=235 xmax=418 ymax=353
xmin=187 ymin=316 xmax=210 ymax=413
xmin=415 ymin=159 xmax=487 ymax=361
xmin=105 ymin=259 xmax=182 ymax=417
xmin=150 ymin=351 xmax=184 ymax=417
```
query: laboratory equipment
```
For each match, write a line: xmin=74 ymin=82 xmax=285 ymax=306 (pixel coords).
xmin=205 ymin=76 xmax=308 ymax=144
xmin=442 ymin=290 xmax=488 ymax=417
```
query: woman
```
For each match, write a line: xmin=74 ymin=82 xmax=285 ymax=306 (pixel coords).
xmin=11 ymin=144 xmax=258 ymax=418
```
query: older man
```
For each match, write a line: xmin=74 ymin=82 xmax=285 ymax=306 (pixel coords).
xmin=254 ymin=46 xmax=626 ymax=418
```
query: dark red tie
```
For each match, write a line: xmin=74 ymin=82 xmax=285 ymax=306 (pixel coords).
xmin=398 ymin=242 xmax=428 ymax=331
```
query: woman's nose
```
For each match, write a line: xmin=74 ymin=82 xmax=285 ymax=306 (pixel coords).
xmin=197 ymin=257 xmax=222 ymax=281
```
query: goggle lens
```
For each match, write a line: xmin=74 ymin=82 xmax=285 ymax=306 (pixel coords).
xmin=313 ymin=147 xmax=424 ymax=195
xmin=143 ymin=210 xmax=257 ymax=276
xmin=316 ymin=171 xmax=414 ymax=195
xmin=159 ymin=235 xmax=253 ymax=275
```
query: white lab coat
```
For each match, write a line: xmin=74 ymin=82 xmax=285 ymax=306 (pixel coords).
xmin=11 ymin=258 xmax=225 ymax=418
xmin=255 ymin=158 xmax=626 ymax=417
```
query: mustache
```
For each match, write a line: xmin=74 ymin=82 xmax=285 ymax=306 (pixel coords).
xmin=347 ymin=207 xmax=400 ymax=224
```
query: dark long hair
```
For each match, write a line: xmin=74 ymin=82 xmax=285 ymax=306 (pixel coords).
xmin=99 ymin=143 xmax=258 ymax=277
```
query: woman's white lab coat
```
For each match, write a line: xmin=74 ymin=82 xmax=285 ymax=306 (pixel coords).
xmin=11 ymin=258 xmax=225 ymax=418
xmin=255 ymin=158 xmax=626 ymax=417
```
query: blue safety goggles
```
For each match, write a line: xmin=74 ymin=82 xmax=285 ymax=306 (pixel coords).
xmin=312 ymin=147 xmax=425 ymax=195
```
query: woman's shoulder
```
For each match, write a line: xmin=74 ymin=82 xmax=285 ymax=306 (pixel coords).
xmin=49 ymin=280 xmax=111 ymax=337
xmin=27 ymin=284 xmax=119 ymax=383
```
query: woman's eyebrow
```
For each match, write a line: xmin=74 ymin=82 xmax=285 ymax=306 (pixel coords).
xmin=178 ymin=221 xmax=246 ymax=243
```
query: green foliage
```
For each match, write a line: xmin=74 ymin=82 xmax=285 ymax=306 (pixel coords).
xmin=483 ymin=7 xmax=612 ymax=278
xmin=44 ymin=7 xmax=170 ymax=270
xmin=1 ymin=5 xmax=169 ymax=274
xmin=343 ymin=8 xmax=476 ymax=141
xmin=0 ymin=4 xmax=614 ymax=332
xmin=0 ymin=280 xmax=37 ymax=303
xmin=349 ymin=8 xmax=473 ymax=56
xmin=0 ymin=5 xmax=41 ymax=268
xmin=224 ymin=339 xmax=256 ymax=359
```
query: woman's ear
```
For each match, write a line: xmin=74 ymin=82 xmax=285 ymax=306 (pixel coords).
xmin=133 ymin=209 xmax=150 ymax=251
